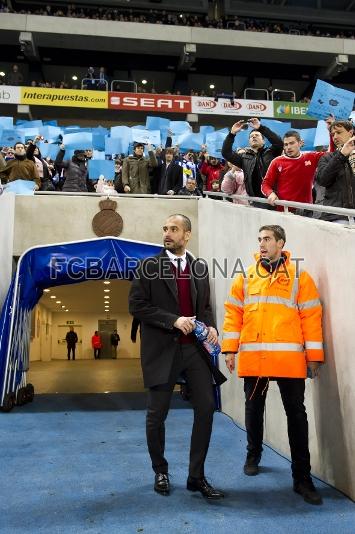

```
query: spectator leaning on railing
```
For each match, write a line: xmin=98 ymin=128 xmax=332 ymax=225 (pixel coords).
xmin=315 ymin=120 xmax=355 ymax=223
xmin=261 ymin=119 xmax=335 ymax=209
xmin=0 ymin=142 xmax=40 ymax=188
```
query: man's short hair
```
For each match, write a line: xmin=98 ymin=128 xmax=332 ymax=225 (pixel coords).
xmin=330 ymin=120 xmax=354 ymax=133
xmin=168 ymin=214 xmax=192 ymax=232
xmin=284 ymin=130 xmax=301 ymax=142
xmin=186 ymin=177 xmax=196 ymax=183
xmin=249 ymin=129 xmax=264 ymax=139
xmin=165 ymin=147 xmax=174 ymax=155
xmin=259 ymin=225 xmax=286 ymax=244
xmin=14 ymin=142 xmax=25 ymax=149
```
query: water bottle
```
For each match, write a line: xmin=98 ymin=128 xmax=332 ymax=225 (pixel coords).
xmin=193 ymin=320 xmax=221 ymax=358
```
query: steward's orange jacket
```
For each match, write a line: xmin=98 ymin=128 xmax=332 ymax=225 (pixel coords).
xmin=221 ymin=251 xmax=324 ymax=378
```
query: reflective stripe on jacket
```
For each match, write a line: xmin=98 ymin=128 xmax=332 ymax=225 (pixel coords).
xmin=221 ymin=251 xmax=324 ymax=378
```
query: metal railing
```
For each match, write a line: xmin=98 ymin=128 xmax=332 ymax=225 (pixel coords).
xmin=203 ymin=192 xmax=355 ymax=225
xmin=243 ymin=88 xmax=269 ymax=100
xmin=34 ymin=191 xmax=199 ymax=199
xmin=110 ymin=80 xmax=138 ymax=92
xmin=81 ymin=78 xmax=108 ymax=90
xmin=271 ymin=89 xmax=296 ymax=101
xmin=30 ymin=191 xmax=355 ymax=224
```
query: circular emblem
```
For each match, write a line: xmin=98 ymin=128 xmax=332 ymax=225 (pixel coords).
xmin=92 ymin=199 xmax=123 ymax=237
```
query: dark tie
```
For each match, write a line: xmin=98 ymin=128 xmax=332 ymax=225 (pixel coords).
xmin=175 ymin=257 xmax=182 ymax=275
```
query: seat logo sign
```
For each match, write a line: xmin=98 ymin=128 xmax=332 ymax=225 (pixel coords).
xmin=109 ymin=92 xmax=191 ymax=113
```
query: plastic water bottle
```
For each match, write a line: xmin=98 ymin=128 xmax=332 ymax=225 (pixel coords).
xmin=193 ymin=320 xmax=221 ymax=357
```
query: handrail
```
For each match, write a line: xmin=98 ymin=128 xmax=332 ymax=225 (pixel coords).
xmin=110 ymin=80 xmax=138 ymax=92
xmin=81 ymin=78 xmax=108 ymax=90
xmin=243 ymin=88 xmax=269 ymax=100
xmin=203 ymin=191 xmax=355 ymax=225
xmin=33 ymin=191 xmax=199 ymax=198
xmin=271 ymin=89 xmax=296 ymax=101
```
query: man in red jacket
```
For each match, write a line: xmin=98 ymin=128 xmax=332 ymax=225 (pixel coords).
xmin=262 ymin=128 xmax=333 ymax=209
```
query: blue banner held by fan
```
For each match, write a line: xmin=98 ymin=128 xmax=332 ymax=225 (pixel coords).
xmin=38 ymin=143 xmax=61 ymax=160
xmin=4 ymin=179 xmax=36 ymax=195
xmin=88 ymin=159 xmax=115 ymax=180
xmin=178 ymin=132 xmax=203 ymax=152
xmin=105 ymin=136 xmax=129 ymax=156
xmin=62 ymin=132 xmax=93 ymax=150
xmin=308 ymin=80 xmax=355 ymax=120
xmin=0 ymin=117 xmax=14 ymax=129
xmin=132 ymin=129 xmax=161 ymax=146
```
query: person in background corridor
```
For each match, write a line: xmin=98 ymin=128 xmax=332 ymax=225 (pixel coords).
xmin=66 ymin=326 xmax=78 ymax=361
xmin=92 ymin=331 xmax=102 ymax=359
xmin=222 ymin=225 xmax=324 ymax=505
xmin=110 ymin=329 xmax=120 ymax=359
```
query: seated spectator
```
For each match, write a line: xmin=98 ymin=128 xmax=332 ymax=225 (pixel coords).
xmin=0 ymin=142 xmax=40 ymax=188
xmin=221 ymin=163 xmax=248 ymax=204
xmin=177 ymin=176 xmax=202 ymax=196
xmin=55 ymin=145 xmax=88 ymax=192
xmin=315 ymin=120 xmax=355 ymax=222
xmin=6 ymin=64 xmax=24 ymax=86
xmin=122 ymin=142 xmax=157 ymax=194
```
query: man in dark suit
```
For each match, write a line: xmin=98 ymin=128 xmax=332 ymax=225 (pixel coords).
xmin=129 ymin=214 xmax=226 ymax=499
xmin=156 ymin=147 xmax=183 ymax=195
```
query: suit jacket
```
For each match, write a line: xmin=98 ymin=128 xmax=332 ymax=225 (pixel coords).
xmin=157 ymin=161 xmax=183 ymax=195
xmin=129 ymin=250 xmax=226 ymax=388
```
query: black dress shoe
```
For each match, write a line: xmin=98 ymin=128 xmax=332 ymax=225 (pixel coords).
xmin=187 ymin=476 xmax=224 ymax=500
xmin=243 ymin=455 xmax=261 ymax=476
xmin=293 ymin=478 xmax=322 ymax=505
xmin=154 ymin=473 xmax=170 ymax=495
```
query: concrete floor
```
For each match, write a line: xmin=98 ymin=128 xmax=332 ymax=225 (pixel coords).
xmin=27 ymin=358 xmax=145 ymax=394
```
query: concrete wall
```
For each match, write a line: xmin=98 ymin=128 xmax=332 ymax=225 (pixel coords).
xmin=1 ymin=14 xmax=354 ymax=59
xmin=13 ymin=196 xmax=199 ymax=257
xmin=0 ymin=193 xmax=15 ymax=311
xmin=198 ymin=199 xmax=355 ymax=501
xmin=29 ymin=302 xmax=52 ymax=362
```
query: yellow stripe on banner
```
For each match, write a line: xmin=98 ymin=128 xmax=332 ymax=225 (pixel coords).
xmin=20 ymin=87 xmax=108 ymax=109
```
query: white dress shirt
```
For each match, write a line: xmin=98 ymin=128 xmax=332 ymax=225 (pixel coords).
xmin=165 ymin=249 xmax=187 ymax=271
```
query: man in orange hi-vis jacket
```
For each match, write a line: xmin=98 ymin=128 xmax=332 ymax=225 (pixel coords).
xmin=222 ymin=225 xmax=324 ymax=505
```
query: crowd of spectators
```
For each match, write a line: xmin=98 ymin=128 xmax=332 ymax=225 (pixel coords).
xmin=2 ymin=2 xmax=355 ymax=40
xmin=1 ymin=116 xmax=354 ymax=224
